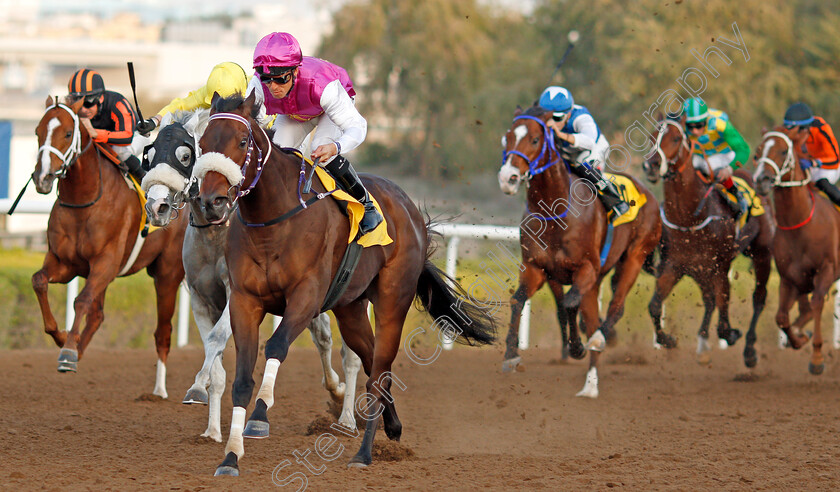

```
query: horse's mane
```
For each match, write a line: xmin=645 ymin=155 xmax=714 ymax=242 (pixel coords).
xmin=525 ymin=105 xmax=549 ymax=117
xmin=211 ymin=93 xmax=276 ymax=141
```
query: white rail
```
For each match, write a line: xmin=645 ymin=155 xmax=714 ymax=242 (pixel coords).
xmin=5 ymin=199 xmax=839 ymax=352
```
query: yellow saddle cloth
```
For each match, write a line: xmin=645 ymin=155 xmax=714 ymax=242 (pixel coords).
xmin=717 ymin=176 xmax=766 ymax=228
xmin=603 ymin=173 xmax=647 ymax=227
xmin=312 ymin=165 xmax=393 ymax=248
xmin=127 ymin=174 xmax=159 ymax=236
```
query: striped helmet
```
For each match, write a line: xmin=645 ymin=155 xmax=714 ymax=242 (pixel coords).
xmin=539 ymin=86 xmax=574 ymax=117
xmin=68 ymin=69 xmax=105 ymax=98
xmin=683 ymin=98 xmax=709 ymax=124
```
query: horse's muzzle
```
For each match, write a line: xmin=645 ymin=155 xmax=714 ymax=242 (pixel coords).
xmin=146 ymin=199 xmax=174 ymax=227
xmin=200 ymin=194 xmax=232 ymax=224
xmin=755 ymin=176 xmax=773 ymax=197
xmin=33 ymin=172 xmax=55 ymax=194
xmin=642 ymin=161 xmax=659 ymax=184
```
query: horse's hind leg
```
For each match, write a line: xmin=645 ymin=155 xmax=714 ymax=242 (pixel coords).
xmin=792 ymin=294 xmax=814 ymax=330
xmin=601 ymin=247 xmax=650 ymax=345
xmin=713 ymin=269 xmax=741 ymax=347
xmin=743 ymin=251 xmax=771 ymax=368
xmin=776 ymin=281 xmax=809 ymax=349
xmin=32 ymin=253 xmax=75 ymax=348
xmin=548 ymin=279 xmax=579 ymax=359
xmin=807 ymin=270 xmax=835 ymax=375
xmin=308 ymin=312 xmax=345 ymax=402
xmin=338 ymin=340 xmax=362 ymax=430
xmin=503 ymin=263 xmax=546 ymax=372
xmin=148 ymin=269 xmax=183 ymax=399
xmin=695 ymin=278 xmax=717 ymax=365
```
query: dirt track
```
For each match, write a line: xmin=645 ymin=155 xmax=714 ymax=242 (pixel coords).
xmin=2 ymin=342 xmax=840 ymax=491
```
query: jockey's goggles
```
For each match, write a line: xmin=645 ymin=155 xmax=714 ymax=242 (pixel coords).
xmin=81 ymin=95 xmax=100 ymax=108
xmin=551 ymin=112 xmax=568 ymax=121
xmin=784 ymin=123 xmax=807 ymax=131
xmin=259 ymin=71 xmax=294 ymax=85
xmin=686 ymin=121 xmax=706 ymax=131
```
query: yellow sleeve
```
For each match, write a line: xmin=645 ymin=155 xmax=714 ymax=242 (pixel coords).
xmin=156 ymin=86 xmax=210 ymax=118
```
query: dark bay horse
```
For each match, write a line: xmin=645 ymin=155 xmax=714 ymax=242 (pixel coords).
xmin=497 ymin=105 xmax=665 ymax=398
xmin=193 ymin=93 xmax=495 ymax=475
xmin=141 ymin=110 xmax=361 ymax=440
xmin=31 ymin=97 xmax=186 ymax=395
xmin=644 ymin=117 xmax=773 ymax=367
xmin=753 ymin=127 xmax=840 ymax=374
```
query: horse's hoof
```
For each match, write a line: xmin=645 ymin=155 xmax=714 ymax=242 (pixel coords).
xmin=501 ymin=356 xmax=521 ymax=373
xmin=347 ymin=453 xmax=371 ymax=468
xmin=243 ymin=419 xmax=269 ymax=439
xmin=214 ymin=466 xmax=239 ymax=477
xmin=743 ymin=347 xmax=758 ymax=368
xmin=657 ymin=332 xmax=678 ymax=349
xmin=724 ymin=328 xmax=742 ymax=346
xmin=57 ymin=348 xmax=78 ymax=373
xmin=605 ymin=328 xmax=618 ymax=347
xmin=561 ymin=344 xmax=570 ymax=361
xmin=575 ymin=387 xmax=599 ymax=399
xmin=584 ymin=331 xmax=606 ymax=352
xmin=568 ymin=341 xmax=586 ymax=360
xmin=182 ymin=387 xmax=209 ymax=405
xmin=809 ymin=362 xmax=825 ymax=376
xmin=697 ymin=352 xmax=712 ymax=366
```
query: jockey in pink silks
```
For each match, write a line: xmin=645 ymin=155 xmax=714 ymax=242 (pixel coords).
xmin=247 ymin=31 xmax=382 ymax=234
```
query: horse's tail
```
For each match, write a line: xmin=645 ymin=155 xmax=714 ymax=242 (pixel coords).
xmin=642 ymin=249 xmax=657 ymax=276
xmin=414 ymin=219 xmax=497 ymax=346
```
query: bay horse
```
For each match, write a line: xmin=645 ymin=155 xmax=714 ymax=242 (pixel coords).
xmin=497 ymin=105 xmax=666 ymax=398
xmin=193 ymin=93 xmax=496 ymax=475
xmin=753 ymin=126 xmax=840 ymax=374
xmin=141 ymin=111 xmax=362 ymax=440
xmin=31 ymin=96 xmax=187 ymax=397
xmin=644 ymin=116 xmax=773 ymax=367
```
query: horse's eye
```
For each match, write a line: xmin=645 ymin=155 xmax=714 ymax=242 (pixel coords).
xmin=782 ymin=150 xmax=788 ymax=156
xmin=65 ymin=131 xmax=72 ymax=139
xmin=673 ymin=136 xmax=680 ymax=143
xmin=239 ymin=137 xmax=248 ymax=148
xmin=531 ymin=137 xmax=539 ymax=145
xmin=176 ymin=146 xmax=192 ymax=164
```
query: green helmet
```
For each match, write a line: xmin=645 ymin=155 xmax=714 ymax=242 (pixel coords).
xmin=683 ymin=98 xmax=709 ymax=124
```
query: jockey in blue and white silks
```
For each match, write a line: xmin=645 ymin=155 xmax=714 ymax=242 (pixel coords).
xmin=539 ymin=86 xmax=629 ymax=218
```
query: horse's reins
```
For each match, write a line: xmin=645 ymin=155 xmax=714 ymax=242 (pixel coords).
xmin=754 ymin=131 xmax=816 ymax=230
xmin=207 ymin=112 xmax=334 ymax=227
xmin=651 ymin=120 xmax=727 ymax=231
xmin=502 ymin=114 xmax=572 ymax=221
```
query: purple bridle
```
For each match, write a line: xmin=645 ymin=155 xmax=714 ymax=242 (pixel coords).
xmin=501 ymin=114 xmax=566 ymax=179
xmin=207 ymin=112 xmax=270 ymax=205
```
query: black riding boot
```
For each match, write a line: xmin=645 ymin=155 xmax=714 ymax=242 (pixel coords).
xmin=324 ymin=156 xmax=383 ymax=234
xmin=816 ymin=178 xmax=840 ymax=207
xmin=123 ymin=155 xmax=146 ymax=182
xmin=724 ymin=183 xmax=749 ymax=218
xmin=570 ymin=164 xmax=630 ymax=218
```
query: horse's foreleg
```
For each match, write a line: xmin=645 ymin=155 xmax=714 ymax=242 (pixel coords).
xmin=576 ymin=290 xmax=601 ymax=398
xmin=31 ymin=253 xmax=75 ymax=348
xmin=184 ymin=300 xmax=227 ymax=405
xmin=503 ymin=263 xmax=546 ymax=371
xmin=649 ymin=262 xmax=682 ymax=349
xmin=59 ymin=262 xmax=118 ymax=372
xmin=792 ymin=294 xmax=814 ymax=330
xmin=744 ymin=252 xmax=771 ymax=368
xmin=148 ymin=272 xmax=182 ymax=399
xmin=713 ymin=269 xmax=741 ymax=347
xmin=602 ymin=249 xmax=648 ymax=343
xmin=216 ymin=293 xmax=263 ymax=477
xmin=337 ymin=340 xmax=362 ymax=431
xmin=308 ymin=312 xmax=344 ymax=402
xmin=808 ymin=270 xmax=835 ymax=375
xmin=776 ymin=281 xmax=808 ymax=349
xmin=693 ymin=278 xmax=717 ymax=365
xmin=243 ymin=297 xmax=315 ymax=440
xmin=563 ymin=262 xmax=601 ymax=351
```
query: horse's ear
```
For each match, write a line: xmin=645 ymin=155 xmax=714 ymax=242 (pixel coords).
xmin=514 ymin=105 xmax=523 ymax=117
xmin=761 ymin=125 xmax=768 ymax=134
xmin=243 ymin=90 xmax=256 ymax=112
xmin=69 ymin=97 xmax=84 ymax=113
xmin=656 ymin=111 xmax=664 ymax=122
xmin=45 ymin=95 xmax=54 ymax=108
xmin=210 ymin=91 xmax=221 ymax=112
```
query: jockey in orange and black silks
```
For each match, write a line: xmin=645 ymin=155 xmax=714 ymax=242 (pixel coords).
xmin=783 ymin=102 xmax=840 ymax=207
xmin=539 ymin=86 xmax=630 ymax=218
xmin=247 ymin=31 xmax=382 ymax=235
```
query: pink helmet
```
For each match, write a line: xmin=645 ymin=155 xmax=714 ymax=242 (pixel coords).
xmin=253 ymin=32 xmax=303 ymax=73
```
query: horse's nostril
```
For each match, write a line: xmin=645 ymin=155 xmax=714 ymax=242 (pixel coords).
xmin=509 ymin=176 xmax=518 ymax=184
xmin=213 ymin=197 xmax=226 ymax=208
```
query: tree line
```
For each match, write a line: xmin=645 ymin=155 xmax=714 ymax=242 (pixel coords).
xmin=318 ymin=0 xmax=840 ymax=179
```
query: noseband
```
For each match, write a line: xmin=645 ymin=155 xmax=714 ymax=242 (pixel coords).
xmin=501 ymin=115 xmax=566 ymax=181
xmin=753 ymin=131 xmax=812 ymax=188
xmin=649 ymin=119 xmax=691 ymax=180
xmin=206 ymin=112 xmax=272 ymax=206
xmin=38 ymin=103 xmax=87 ymax=179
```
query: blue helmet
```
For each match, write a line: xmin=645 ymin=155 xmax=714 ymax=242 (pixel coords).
xmin=539 ymin=86 xmax=574 ymax=117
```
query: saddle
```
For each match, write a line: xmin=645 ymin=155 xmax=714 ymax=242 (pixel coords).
xmin=714 ymin=176 xmax=765 ymax=228
xmin=94 ymin=142 xmax=159 ymax=237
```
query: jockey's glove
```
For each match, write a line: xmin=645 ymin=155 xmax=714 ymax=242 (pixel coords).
xmin=136 ymin=118 xmax=157 ymax=136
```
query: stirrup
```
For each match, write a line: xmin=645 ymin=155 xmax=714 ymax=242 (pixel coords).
xmin=611 ymin=201 xmax=630 ymax=218
xmin=359 ymin=202 xmax=383 ymax=235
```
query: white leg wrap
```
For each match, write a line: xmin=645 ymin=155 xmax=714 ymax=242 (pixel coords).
xmin=225 ymin=407 xmax=246 ymax=459
xmin=697 ymin=335 xmax=712 ymax=354
xmin=256 ymin=358 xmax=281 ymax=409
xmin=153 ymin=359 xmax=168 ymax=399
xmin=338 ymin=344 xmax=362 ymax=430
xmin=575 ymin=367 xmax=599 ymax=399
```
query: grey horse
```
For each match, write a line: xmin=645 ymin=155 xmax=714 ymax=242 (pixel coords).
xmin=141 ymin=110 xmax=361 ymax=441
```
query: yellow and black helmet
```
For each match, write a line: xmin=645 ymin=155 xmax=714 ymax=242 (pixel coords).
xmin=68 ymin=69 xmax=105 ymax=98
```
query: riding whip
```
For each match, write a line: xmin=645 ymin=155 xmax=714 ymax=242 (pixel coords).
xmin=6 ymin=176 xmax=31 ymax=215
xmin=127 ymin=62 xmax=144 ymax=121
xmin=547 ymin=30 xmax=580 ymax=84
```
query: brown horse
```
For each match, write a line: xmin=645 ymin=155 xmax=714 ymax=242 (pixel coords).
xmin=497 ymin=106 xmax=665 ymax=398
xmin=753 ymin=126 xmax=840 ymax=374
xmin=644 ymin=117 xmax=773 ymax=367
xmin=193 ymin=93 xmax=495 ymax=475
xmin=31 ymin=97 xmax=186 ymax=396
